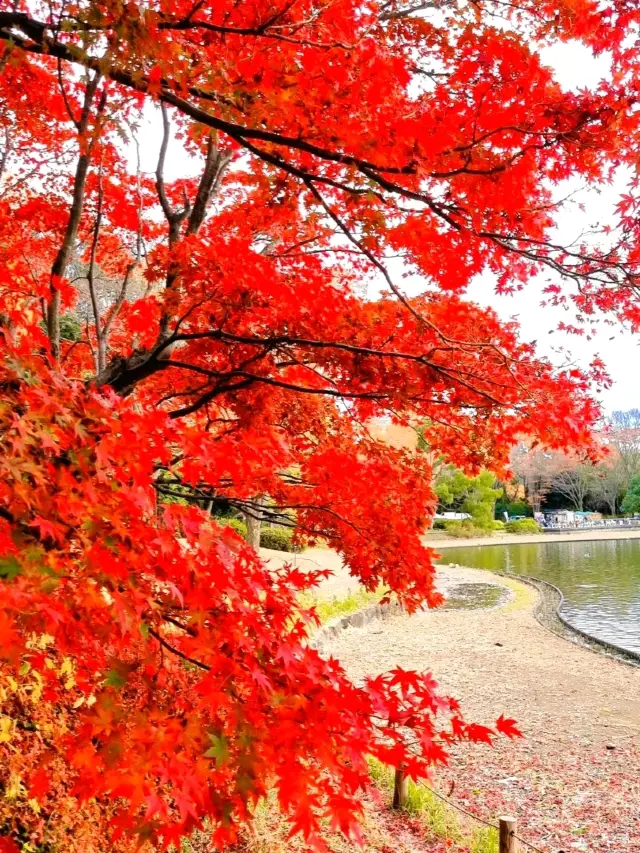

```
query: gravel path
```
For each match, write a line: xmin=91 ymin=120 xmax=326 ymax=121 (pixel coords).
xmin=323 ymin=568 xmax=640 ymax=852
xmin=260 ymin=545 xmax=640 ymax=849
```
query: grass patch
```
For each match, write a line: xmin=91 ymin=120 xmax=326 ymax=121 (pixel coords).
xmin=182 ymin=758 xmax=498 ymax=853
xmin=497 ymin=575 xmax=536 ymax=612
xmin=298 ymin=587 xmax=384 ymax=625
xmin=368 ymin=759 xmax=460 ymax=840
xmin=181 ymin=794 xmax=304 ymax=853
xmin=368 ymin=758 xmax=498 ymax=853
xmin=181 ymin=784 xmax=427 ymax=853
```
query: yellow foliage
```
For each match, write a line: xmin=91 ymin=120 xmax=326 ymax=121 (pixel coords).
xmin=0 ymin=716 xmax=13 ymax=744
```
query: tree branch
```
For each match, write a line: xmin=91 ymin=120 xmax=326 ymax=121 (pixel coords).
xmin=48 ymin=72 xmax=104 ymax=360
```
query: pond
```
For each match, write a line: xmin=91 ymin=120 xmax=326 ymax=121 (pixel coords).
xmin=438 ymin=538 xmax=640 ymax=654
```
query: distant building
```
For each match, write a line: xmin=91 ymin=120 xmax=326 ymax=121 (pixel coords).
xmin=543 ymin=509 xmax=575 ymax=525
xmin=542 ymin=509 xmax=601 ymax=526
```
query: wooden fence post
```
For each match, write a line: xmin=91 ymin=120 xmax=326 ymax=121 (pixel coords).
xmin=392 ymin=767 xmax=408 ymax=809
xmin=499 ymin=816 xmax=517 ymax=853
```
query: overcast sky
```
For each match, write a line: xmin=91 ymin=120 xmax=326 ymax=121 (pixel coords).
xmin=462 ymin=41 xmax=638 ymax=415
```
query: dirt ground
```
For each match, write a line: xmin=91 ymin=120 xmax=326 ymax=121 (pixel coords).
xmin=322 ymin=567 xmax=640 ymax=852
xmin=260 ymin=546 xmax=362 ymax=597
xmin=325 ymin=566 xmax=640 ymax=742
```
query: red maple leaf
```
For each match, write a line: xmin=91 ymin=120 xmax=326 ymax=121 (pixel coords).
xmin=495 ymin=714 xmax=523 ymax=740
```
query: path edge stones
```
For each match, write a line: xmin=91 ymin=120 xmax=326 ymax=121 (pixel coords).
xmin=311 ymin=568 xmax=640 ymax=669
xmin=310 ymin=599 xmax=404 ymax=653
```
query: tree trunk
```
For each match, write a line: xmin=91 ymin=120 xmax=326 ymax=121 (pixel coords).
xmin=244 ymin=497 xmax=263 ymax=549
xmin=49 ymin=152 xmax=91 ymax=358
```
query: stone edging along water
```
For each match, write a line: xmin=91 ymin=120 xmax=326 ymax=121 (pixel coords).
xmin=310 ymin=599 xmax=404 ymax=653
xmin=498 ymin=572 xmax=640 ymax=668
xmin=309 ymin=571 xmax=640 ymax=669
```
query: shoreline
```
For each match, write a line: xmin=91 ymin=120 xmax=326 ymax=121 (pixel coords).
xmin=262 ymin=525 xmax=640 ymax=600
xmin=431 ymin=527 xmax=640 ymax=549
xmin=497 ymin=571 xmax=640 ymax=667
xmin=263 ymin=530 xmax=640 ymax=660
xmin=324 ymin=567 xmax=640 ymax=852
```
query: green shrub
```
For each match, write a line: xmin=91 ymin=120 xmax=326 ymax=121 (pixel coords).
xmin=443 ymin=519 xmax=485 ymax=538
xmin=622 ymin=475 xmax=640 ymax=514
xmin=218 ymin=519 xmax=299 ymax=552
xmin=156 ymin=469 xmax=193 ymax=506
xmin=491 ymin=520 xmax=505 ymax=531
xmin=298 ymin=587 xmax=384 ymax=625
xmin=435 ymin=516 xmax=496 ymax=533
xmin=505 ymin=518 xmax=540 ymax=534
xmin=223 ymin=517 xmax=248 ymax=538
xmin=40 ymin=312 xmax=82 ymax=342
xmin=260 ymin=526 xmax=298 ymax=552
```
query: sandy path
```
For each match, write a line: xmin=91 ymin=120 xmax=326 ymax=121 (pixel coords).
xmin=325 ymin=567 xmax=640 ymax=740
xmin=324 ymin=569 xmax=640 ymax=851
xmin=260 ymin=546 xmax=363 ymax=597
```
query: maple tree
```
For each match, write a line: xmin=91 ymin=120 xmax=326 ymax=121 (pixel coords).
xmin=1 ymin=0 xmax=640 ymax=850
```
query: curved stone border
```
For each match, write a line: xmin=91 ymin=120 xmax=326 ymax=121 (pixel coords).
xmin=310 ymin=571 xmax=640 ymax=668
xmin=310 ymin=599 xmax=404 ymax=652
xmin=498 ymin=572 xmax=640 ymax=668
xmin=310 ymin=578 xmax=510 ymax=652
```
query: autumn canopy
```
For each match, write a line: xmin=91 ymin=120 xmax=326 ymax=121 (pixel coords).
xmin=0 ymin=0 xmax=639 ymax=849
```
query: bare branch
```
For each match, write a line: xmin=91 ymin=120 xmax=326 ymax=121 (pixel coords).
xmin=379 ymin=0 xmax=445 ymax=21
xmin=0 ymin=126 xmax=10 ymax=181
xmin=155 ymin=104 xmax=187 ymax=245
xmin=102 ymin=134 xmax=144 ymax=346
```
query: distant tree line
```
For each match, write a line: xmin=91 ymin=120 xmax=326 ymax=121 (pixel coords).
xmin=431 ymin=410 xmax=640 ymax=520
xmin=509 ymin=409 xmax=640 ymax=515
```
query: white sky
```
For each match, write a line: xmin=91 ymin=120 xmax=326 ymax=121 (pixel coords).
xmin=462 ymin=41 xmax=638 ymax=415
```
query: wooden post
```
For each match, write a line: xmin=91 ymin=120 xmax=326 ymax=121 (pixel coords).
xmin=392 ymin=767 xmax=408 ymax=809
xmin=499 ymin=816 xmax=518 ymax=853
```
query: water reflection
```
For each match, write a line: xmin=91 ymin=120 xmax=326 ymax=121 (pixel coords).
xmin=438 ymin=539 xmax=640 ymax=653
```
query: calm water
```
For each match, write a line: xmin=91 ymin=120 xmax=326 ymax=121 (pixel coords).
xmin=439 ymin=538 xmax=640 ymax=654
